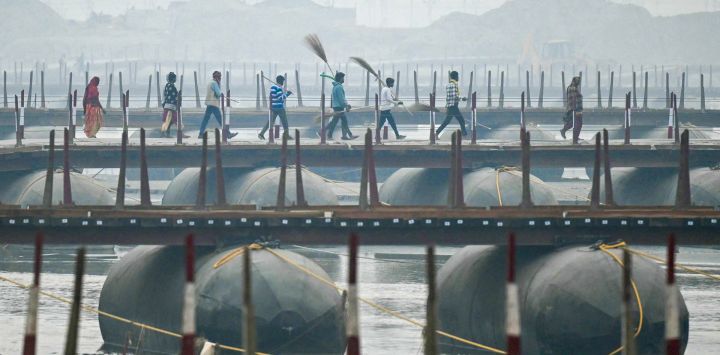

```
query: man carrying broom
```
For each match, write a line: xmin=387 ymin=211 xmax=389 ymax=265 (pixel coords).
xmin=379 ymin=77 xmax=406 ymax=140
xmin=258 ymin=75 xmax=293 ymax=140
xmin=327 ymin=72 xmax=357 ymax=140
xmin=435 ymin=70 xmax=468 ymax=137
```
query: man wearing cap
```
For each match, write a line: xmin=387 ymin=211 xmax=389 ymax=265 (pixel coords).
xmin=199 ymin=71 xmax=237 ymax=139
xmin=327 ymin=72 xmax=357 ymax=140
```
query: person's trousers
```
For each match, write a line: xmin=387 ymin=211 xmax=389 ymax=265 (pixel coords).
xmin=562 ymin=112 xmax=583 ymax=144
xmin=327 ymin=109 xmax=352 ymax=138
xmin=436 ymin=105 xmax=467 ymax=135
xmin=260 ymin=108 xmax=289 ymax=136
xmin=199 ymin=105 xmax=222 ymax=136
xmin=377 ymin=110 xmax=401 ymax=137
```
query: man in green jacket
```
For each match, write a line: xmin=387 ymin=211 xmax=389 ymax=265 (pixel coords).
xmin=326 ymin=72 xmax=357 ymax=140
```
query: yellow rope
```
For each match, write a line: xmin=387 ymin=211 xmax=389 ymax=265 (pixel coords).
xmin=0 ymin=273 xmax=265 ymax=354
xmin=597 ymin=242 xmax=644 ymax=355
xmin=624 ymin=247 xmax=720 ymax=282
xmin=263 ymin=247 xmax=506 ymax=354
xmin=213 ymin=243 xmax=263 ymax=269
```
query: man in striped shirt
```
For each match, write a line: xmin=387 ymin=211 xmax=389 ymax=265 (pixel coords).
xmin=435 ymin=71 xmax=467 ymax=137
xmin=259 ymin=75 xmax=294 ymax=140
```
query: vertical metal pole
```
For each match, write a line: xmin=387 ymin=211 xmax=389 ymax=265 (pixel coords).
xmin=525 ymin=71 xmax=531 ymax=108
xmin=466 ymin=71 xmax=474 ymax=109
xmin=177 ymin=91 xmax=184 ymax=144
xmin=115 ymin=130 xmax=127 ymax=210
xmin=14 ymin=95 xmax=21 ymax=147
xmin=506 ymin=233 xmax=521 ymax=355
xmin=295 ymin=69 xmax=303 ymax=107
xmin=455 ymin=131 xmax=464 ymax=207
xmin=561 ymin=71 xmax=566 ymax=107
xmin=624 ymin=92 xmax=631 ymax=145
xmin=196 ymin=132 xmax=208 ymax=209
xmin=139 ymin=128 xmax=151 ymax=207
xmin=499 ymin=72 xmax=505 ymax=109
xmin=424 ymin=245 xmax=438 ymax=355
xmin=243 ymin=245 xmax=257 ymax=355
xmin=679 ymin=72 xmax=685 ymax=109
xmin=621 ymin=249 xmax=636 ymax=355
xmin=28 ymin=71 xmax=33 ymax=107
xmin=538 ymin=71 xmax=544 ymax=109
xmin=260 ymin=71 xmax=267 ymax=108
xmin=181 ymin=235 xmax=196 ymax=355
xmin=413 ymin=70 xmax=419 ymax=104
xmin=665 ymin=234 xmax=680 ymax=355
xmin=67 ymin=72 xmax=73 ymax=109
xmin=62 ymin=128 xmax=72 ymax=206
xmin=700 ymin=74 xmax=705 ymax=113
xmin=674 ymin=130 xmax=691 ymax=209
xmin=487 ymin=71 xmax=492 ymax=108
xmin=597 ymin=71 xmax=602 ymax=108
xmin=276 ymin=131 xmax=288 ymax=210
xmin=666 ymin=72 xmax=670 ymax=108
xmin=447 ymin=131 xmax=457 ymax=208
xmin=643 ymin=72 xmax=649 ymax=110
xmin=267 ymin=92 xmax=274 ymax=143
xmin=347 ymin=233 xmax=361 ymax=355
xmin=590 ymin=133 xmax=601 ymax=209
xmin=429 ymin=93 xmax=436 ymax=145
xmin=106 ymin=73 xmax=112 ymax=108
xmin=471 ymin=92 xmax=477 ymax=144
xmin=608 ymin=71 xmax=614 ymax=108
xmin=3 ymin=70 xmax=7 ymax=108
xmin=156 ymin=71 xmax=162 ymax=108
xmin=519 ymin=129 xmax=533 ymax=208
xmin=603 ymin=129 xmax=615 ymax=207
xmin=294 ymin=129 xmax=307 ymax=207
xmin=214 ymin=128 xmax=226 ymax=207
xmin=146 ymin=74 xmax=152 ymax=111
xmin=667 ymin=92 xmax=674 ymax=139
xmin=368 ymin=129 xmax=380 ymax=207
xmin=43 ymin=130 xmax=55 ymax=208
xmin=63 ymin=247 xmax=85 ymax=355
xmin=396 ymin=70 xmax=401 ymax=98
xmin=432 ymin=71 xmax=437 ymax=96
xmin=256 ymin=73 xmax=261 ymax=110
xmin=359 ymin=130 xmax=369 ymax=210
xmin=194 ymin=71 xmax=201 ymax=108
xmin=22 ymin=233 xmax=43 ymax=355
xmin=321 ymin=75 xmax=327 ymax=144
xmin=374 ymin=93 xmax=381 ymax=144
xmin=632 ymin=72 xmax=637 ymax=109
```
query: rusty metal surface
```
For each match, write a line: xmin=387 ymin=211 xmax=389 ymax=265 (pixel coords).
xmin=0 ymin=205 xmax=718 ymax=246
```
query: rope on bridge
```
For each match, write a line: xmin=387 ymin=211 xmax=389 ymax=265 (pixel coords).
xmin=0 ymin=273 xmax=263 ymax=354
xmin=625 ymin=247 xmax=720 ymax=282
xmin=598 ymin=241 xmax=645 ymax=355
xmin=262 ymin=246 xmax=508 ymax=354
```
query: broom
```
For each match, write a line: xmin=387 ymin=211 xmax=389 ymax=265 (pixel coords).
xmin=304 ymin=34 xmax=335 ymax=76
xmin=350 ymin=56 xmax=415 ymax=117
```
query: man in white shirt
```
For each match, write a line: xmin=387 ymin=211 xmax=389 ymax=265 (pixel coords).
xmin=378 ymin=77 xmax=406 ymax=140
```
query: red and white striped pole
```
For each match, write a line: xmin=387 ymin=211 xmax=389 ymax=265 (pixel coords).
xmin=181 ymin=234 xmax=196 ymax=355
xmin=506 ymin=232 xmax=521 ymax=355
xmin=22 ymin=232 xmax=43 ymax=355
xmin=347 ymin=233 xmax=361 ymax=355
xmin=665 ymin=234 xmax=680 ymax=355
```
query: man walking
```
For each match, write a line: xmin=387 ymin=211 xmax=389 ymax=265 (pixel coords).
xmin=561 ymin=76 xmax=583 ymax=144
xmin=198 ymin=71 xmax=237 ymax=139
xmin=378 ymin=77 xmax=406 ymax=140
xmin=435 ymin=71 xmax=467 ymax=137
xmin=327 ymin=72 xmax=357 ymax=140
xmin=259 ymin=75 xmax=293 ymax=140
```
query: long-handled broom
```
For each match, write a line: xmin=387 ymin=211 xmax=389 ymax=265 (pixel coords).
xmin=304 ymin=34 xmax=335 ymax=77
xmin=350 ymin=56 xmax=414 ymax=117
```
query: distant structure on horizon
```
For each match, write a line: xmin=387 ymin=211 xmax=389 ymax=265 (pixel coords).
xmin=39 ymin=0 xmax=720 ymax=23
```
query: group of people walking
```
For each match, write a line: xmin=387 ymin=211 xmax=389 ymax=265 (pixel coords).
xmin=79 ymin=69 xmax=584 ymax=144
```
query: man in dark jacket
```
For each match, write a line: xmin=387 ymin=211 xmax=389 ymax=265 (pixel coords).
xmin=561 ymin=76 xmax=583 ymax=144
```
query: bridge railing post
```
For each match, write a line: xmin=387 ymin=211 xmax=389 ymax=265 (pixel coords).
xmin=294 ymin=129 xmax=308 ymax=207
xmin=506 ymin=232 xmax=521 ymax=355
xmin=276 ymin=131 xmax=288 ymax=211
xmin=665 ymin=234 xmax=680 ymax=355
xmin=181 ymin=235 xmax=196 ymax=355
xmin=519 ymin=129 xmax=533 ymax=209
xmin=590 ymin=133 xmax=601 ymax=210
xmin=22 ymin=233 xmax=43 ymax=355
xmin=214 ymin=128 xmax=227 ymax=207
xmin=115 ymin=130 xmax=127 ymax=210
xmin=63 ymin=247 xmax=86 ymax=355
xmin=471 ymin=92 xmax=477 ymax=145
xmin=139 ymin=128 xmax=151 ymax=207
xmin=43 ymin=130 xmax=56 ymax=208
xmin=347 ymin=233 xmax=361 ymax=355
xmin=424 ymin=244 xmax=438 ymax=355
xmin=603 ymin=129 xmax=616 ymax=207
xmin=624 ymin=92 xmax=631 ymax=145
xmin=674 ymin=130 xmax=691 ymax=209
xmin=429 ymin=93 xmax=436 ymax=145
xmin=62 ymin=128 xmax=72 ymax=206
xmin=195 ymin=132 xmax=208 ymax=209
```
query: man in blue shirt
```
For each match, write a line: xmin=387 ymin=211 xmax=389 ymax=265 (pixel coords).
xmin=259 ymin=75 xmax=293 ymax=140
xmin=326 ymin=72 xmax=357 ymax=140
xmin=199 ymin=71 xmax=237 ymax=139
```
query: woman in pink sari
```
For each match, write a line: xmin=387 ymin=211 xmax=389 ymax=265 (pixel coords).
xmin=83 ymin=76 xmax=106 ymax=138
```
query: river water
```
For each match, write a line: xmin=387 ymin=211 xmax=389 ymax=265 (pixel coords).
xmin=0 ymin=245 xmax=718 ymax=354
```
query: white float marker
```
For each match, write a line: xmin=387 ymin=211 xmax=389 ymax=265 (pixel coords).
xmin=665 ymin=234 xmax=681 ymax=355
xmin=347 ymin=233 xmax=361 ymax=355
xmin=181 ymin=234 xmax=195 ymax=355
xmin=22 ymin=233 xmax=43 ymax=355
xmin=506 ymin=232 xmax=521 ymax=355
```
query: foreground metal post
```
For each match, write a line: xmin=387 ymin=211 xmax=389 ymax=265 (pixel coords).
xmin=115 ymin=130 xmax=128 ymax=210
xmin=673 ymin=94 xmax=679 ymax=144
xmin=139 ymin=128 xmax=151 ymax=207
xmin=63 ymin=247 xmax=85 ymax=355
xmin=62 ymin=128 xmax=72 ymax=206
xmin=519 ymin=130 xmax=533 ymax=208
xmin=674 ymin=130 xmax=691 ymax=209
xmin=367 ymin=129 xmax=380 ymax=207
xmin=448 ymin=131 xmax=457 ymax=208
xmin=347 ymin=233 xmax=361 ymax=355
xmin=506 ymin=233 xmax=521 ymax=355
xmin=276 ymin=131 xmax=288 ymax=210
xmin=374 ymin=93 xmax=381 ymax=144
xmin=196 ymin=132 xmax=208 ymax=209
xmin=665 ymin=234 xmax=680 ymax=355
xmin=413 ymin=70 xmax=419 ymax=104
xmin=590 ymin=133 xmax=601 ymax=209
xmin=177 ymin=91 xmax=184 ymax=144
xmin=621 ymin=249 xmax=636 ymax=355
xmin=424 ymin=245 xmax=438 ymax=355
xmin=243 ymin=245 xmax=257 ymax=355
xmin=43 ymin=130 xmax=55 ymax=208
xmin=181 ymin=235 xmax=196 ymax=355
xmin=22 ymin=233 xmax=43 ymax=355
xmin=214 ymin=128 xmax=227 ymax=207
xmin=294 ymin=129 xmax=308 ymax=207
xmin=603 ymin=129 xmax=616 ymax=207
xmin=14 ymin=95 xmax=22 ymax=147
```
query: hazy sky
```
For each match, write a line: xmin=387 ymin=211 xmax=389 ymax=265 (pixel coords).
xmin=39 ymin=0 xmax=720 ymax=24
